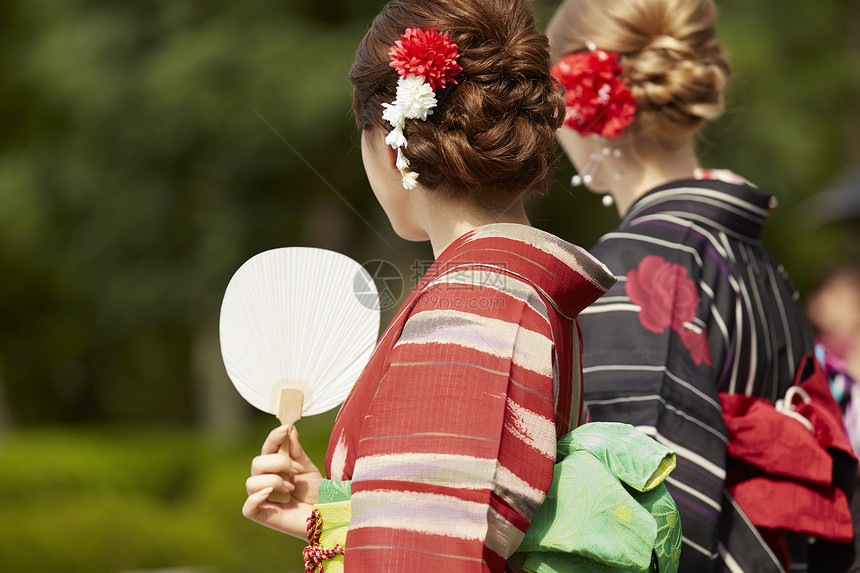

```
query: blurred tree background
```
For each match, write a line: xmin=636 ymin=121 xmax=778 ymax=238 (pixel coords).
xmin=0 ymin=0 xmax=857 ymax=571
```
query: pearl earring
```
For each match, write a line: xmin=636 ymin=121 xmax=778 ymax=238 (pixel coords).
xmin=571 ymin=173 xmax=595 ymax=187
xmin=601 ymin=194 xmax=615 ymax=207
xmin=570 ymin=137 xmax=624 ymax=190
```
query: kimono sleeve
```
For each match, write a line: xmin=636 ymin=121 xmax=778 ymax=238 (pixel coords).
xmin=578 ymin=237 xmax=729 ymax=571
xmin=344 ymin=281 xmax=559 ymax=572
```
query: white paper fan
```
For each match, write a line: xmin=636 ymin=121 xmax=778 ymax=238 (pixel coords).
xmin=219 ymin=247 xmax=380 ymax=422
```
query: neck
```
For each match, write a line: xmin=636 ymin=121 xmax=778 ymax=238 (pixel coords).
xmin=607 ymin=138 xmax=699 ymax=217
xmin=415 ymin=190 xmax=531 ymax=257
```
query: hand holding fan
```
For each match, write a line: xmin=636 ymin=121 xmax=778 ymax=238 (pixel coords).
xmin=219 ymin=247 xmax=380 ymax=502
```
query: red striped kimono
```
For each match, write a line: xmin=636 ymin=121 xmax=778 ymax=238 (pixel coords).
xmin=324 ymin=223 xmax=614 ymax=572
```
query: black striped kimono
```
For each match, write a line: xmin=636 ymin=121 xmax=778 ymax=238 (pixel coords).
xmin=577 ymin=178 xmax=816 ymax=572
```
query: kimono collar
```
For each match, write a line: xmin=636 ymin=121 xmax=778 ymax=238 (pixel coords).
xmin=621 ymin=178 xmax=774 ymax=243
xmin=429 ymin=223 xmax=615 ymax=319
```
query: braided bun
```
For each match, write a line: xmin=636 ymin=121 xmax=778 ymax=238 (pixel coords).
xmin=547 ymin=0 xmax=731 ymax=142
xmin=350 ymin=0 xmax=565 ymax=200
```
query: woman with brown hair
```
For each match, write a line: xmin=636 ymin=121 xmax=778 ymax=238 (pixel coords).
xmin=241 ymin=0 xmax=616 ymax=570
xmin=547 ymin=0 xmax=855 ymax=571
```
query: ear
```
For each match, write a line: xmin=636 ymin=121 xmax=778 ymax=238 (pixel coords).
xmin=386 ymin=140 xmax=399 ymax=172
xmin=365 ymin=128 xmax=400 ymax=173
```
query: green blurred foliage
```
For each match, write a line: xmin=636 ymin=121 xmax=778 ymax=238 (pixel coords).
xmin=0 ymin=0 xmax=396 ymax=425
xmin=705 ymin=0 xmax=860 ymax=287
xmin=0 ymin=412 xmax=336 ymax=572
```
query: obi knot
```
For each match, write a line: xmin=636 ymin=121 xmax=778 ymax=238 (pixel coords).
xmin=303 ymin=508 xmax=345 ymax=573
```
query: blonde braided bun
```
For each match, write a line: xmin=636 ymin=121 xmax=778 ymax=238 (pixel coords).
xmin=547 ymin=0 xmax=731 ymax=142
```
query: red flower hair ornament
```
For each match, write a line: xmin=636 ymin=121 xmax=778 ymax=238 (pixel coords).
xmin=383 ymin=27 xmax=463 ymax=189
xmin=389 ymin=27 xmax=463 ymax=91
xmin=551 ymin=43 xmax=636 ymax=139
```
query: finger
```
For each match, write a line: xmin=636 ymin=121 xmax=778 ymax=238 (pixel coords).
xmin=286 ymin=426 xmax=311 ymax=472
xmin=242 ymin=486 xmax=274 ymax=520
xmin=250 ymin=452 xmax=299 ymax=477
xmin=260 ymin=425 xmax=290 ymax=456
xmin=246 ymin=474 xmax=294 ymax=496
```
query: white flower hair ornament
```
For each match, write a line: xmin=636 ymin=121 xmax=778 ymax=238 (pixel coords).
xmin=384 ymin=27 xmax=463 ymax=189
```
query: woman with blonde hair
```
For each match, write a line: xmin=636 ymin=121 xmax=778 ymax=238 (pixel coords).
xmin=547 ymin=0 xmax=856 ymax=571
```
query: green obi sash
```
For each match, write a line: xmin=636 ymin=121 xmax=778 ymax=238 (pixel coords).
xmin=513 ymin=422 xmax=682 ymax=573
xmin=318 ymin=478 xmax=352 ymax=504
xmin=305 ymin=480 xmax=351 ymax=573
xmin=307 ymin=423 xmax=681 ymax=573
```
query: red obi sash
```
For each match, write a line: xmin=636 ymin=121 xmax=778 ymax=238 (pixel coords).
xmin=720 ymin=353 xmax=857 ymax=568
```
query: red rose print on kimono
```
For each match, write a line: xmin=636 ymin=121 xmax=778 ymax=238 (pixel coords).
xmin=626 ymin=255 xmax=712 ymax=366
xmin=681 ymin=328 xmax=713 ymax=367
xmin=626 ymin=255 xmax=698 ymax=333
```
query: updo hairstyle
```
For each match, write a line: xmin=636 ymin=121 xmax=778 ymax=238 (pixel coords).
xmin=547 ymin=0 xmax=731 ymax=142
xmin=350 ymin=0 xmax=565 ymax=200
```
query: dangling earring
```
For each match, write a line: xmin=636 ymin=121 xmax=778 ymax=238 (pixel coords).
xmin=602 ymin=145 xmax=622 ymax=207
xmin=570 ymin=137 xmax=624 ymax=196
xmin=570 ymin=173 xmax=594 ymax=187
xmin=601 ymin=146 xmax=624 ymax=182
xmin=570 ymin=149 xmax=603 ymax=187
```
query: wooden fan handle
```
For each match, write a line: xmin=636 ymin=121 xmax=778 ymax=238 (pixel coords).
xmin=268 ymin=387 xmax=304 ymax=504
